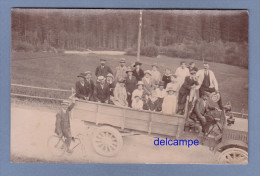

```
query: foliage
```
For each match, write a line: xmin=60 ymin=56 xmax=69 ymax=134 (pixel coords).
xmin=140 ymin=45 xmax=159 ymax=57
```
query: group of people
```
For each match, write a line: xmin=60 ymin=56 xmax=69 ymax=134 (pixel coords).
xmin=55 ymin=57 xmax=224 ymax=153
xmin=74 ymin=58 xmax=223 ymax=116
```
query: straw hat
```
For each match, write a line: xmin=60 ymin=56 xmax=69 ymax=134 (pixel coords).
xmin=126 ymin=67 xmax=134 ymax=73
xmin=97 ymin=76 xmax=105 ymax=82
xmin=120 ymin=58 xmax=126 ymax=63
xmin=136 ymin=81 xmax=144 ymax=86
xmin=144 ymin=70 xmax=152 ymax=76
xmin=106 ymin=73 xmax=114 ymax=79
xmin=152 ymin=63 xmax=159 ymax=68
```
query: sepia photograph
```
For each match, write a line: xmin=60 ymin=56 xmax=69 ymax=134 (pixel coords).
xmin=10 ymin=9 xmax=248 ymax=164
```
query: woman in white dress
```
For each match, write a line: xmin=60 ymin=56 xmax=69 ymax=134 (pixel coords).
xmin=162 ymin=85 xmax=178 ymax=115
xmin=112 ymin=79 xmax=128 ymax=107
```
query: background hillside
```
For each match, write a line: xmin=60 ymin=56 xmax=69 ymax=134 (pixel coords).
xmin=11 ymin=9 xmax=248 ymax=68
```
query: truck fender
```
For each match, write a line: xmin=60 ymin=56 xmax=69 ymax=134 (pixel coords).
xmin=214 ymin=139 xmax=248 ymax=153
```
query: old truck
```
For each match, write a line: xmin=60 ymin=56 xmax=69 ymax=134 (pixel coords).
xmin=69 ymin=97 xmax=248 ymax=164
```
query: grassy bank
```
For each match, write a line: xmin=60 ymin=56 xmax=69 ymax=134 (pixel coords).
xmin=11 ymin=51 xmax=248 ymax=112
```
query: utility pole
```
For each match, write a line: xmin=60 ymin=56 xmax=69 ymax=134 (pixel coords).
xmin=137 ymin=10 xmax=143 ymax=61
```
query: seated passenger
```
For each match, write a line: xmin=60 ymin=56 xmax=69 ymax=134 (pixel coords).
xmin=106 ymin=73 xmax=116 ymax=97
xmin=112 ymin=79 xmax=128 ymax=107
xmin=84 ymin=71 xmax=95 ymax=101
xmin=162 ymin=85 xmax=178 ymax=115
xmin=189 ymin=91 xmax=218 ymax=135
xmin=142 ymin=70 xmax=154 ymax=95
xmin=132 ymin=95 xmax=143 ymax=110
xmin=132 ymin=81 xmax=145 ymax=103
xmin=143 ymin=81 xmax=159 ymax=111
xmin=75 ymin=73 xmax=89 ymax=100
xmin=155 ymin=81 xmax=166 ymax=112
xmin=177 ymin=70 xmax=199 ymax=115
xmin=94 ymin=76 xmax=110 ymax=104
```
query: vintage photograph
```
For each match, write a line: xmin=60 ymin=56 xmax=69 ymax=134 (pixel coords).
xmin=11 ymin=9 xmax=248 ymax=164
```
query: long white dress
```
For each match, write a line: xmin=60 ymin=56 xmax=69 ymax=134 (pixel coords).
xmin=162 ymin=93 xmax=178 ymax=115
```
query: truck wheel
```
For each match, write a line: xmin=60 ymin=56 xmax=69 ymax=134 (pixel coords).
xmin=218 ymin=148 xmax=248 ymax=164
xmin=92 ymin=126 xmax=123 ymax=157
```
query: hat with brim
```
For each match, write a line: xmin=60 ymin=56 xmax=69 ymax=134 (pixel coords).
xmin=166 ymin=87 xmax=177 ymax=92
xmin=106 ymin=73 xmax=114 ymax=79
xmin=97 ymin=76 xmax=105 ymax=82
xmin=169 ymin=74 xmax=177 ymax=78
xmin=118 ymin=79 xmax=126 ymax=83
xmin=84 ymin=71 xmax=92 ymax=76
xmin=77 ymin=73 xmax=86 ymax=79
xmin=126 ymin=67 xmax=134 ymax=73
xmin=100 ymin=59 xmax=106 ymax=63
xmin=61 ymin=100 xmax=70 ymax=107
xmin=120 ymin=58 xmax=126 ymax=63
xmin=144 ymin=70 xmax=152 ymax=76
xmin=190 ymin=70 xmax=197 ymax=75
xmin=133 ymin=62 xmax=142 ymax=67
xmin=136 ymin=81 xmax=144 ymax=86
xmin=152 ymin=63 xmax=159 ymax=68
xmin=210 ymin=92 xmax=220 ymax=102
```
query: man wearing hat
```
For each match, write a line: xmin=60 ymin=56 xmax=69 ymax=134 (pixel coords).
xmin=93 ymin=76 xmax=110 ymax=104
xmin=55 ymin=98 xmax=76 ymax=153
xmin=75 ymin=73 xmax=90 ymax=100
xmin=189 ymin=91 xmax=218 ymax=135
xmin=196 ymin=63 xmax=223 ymax=109
xmin=177 ymin=69 xmax=199 ymax=115
xmin=84 ymin=71 xmax=95 ymax=101
xmin=132 ymin=61 xmax=145 ymax=81
xmin=114 ymin=58 xmax=127 ymax=82
xmin=151 ymin=63 xmax=161 ymax=84
xmin=95 ymin=58 xmax=113 ymax=77
xmin=175 ymin=61 xmax=190 ymax=86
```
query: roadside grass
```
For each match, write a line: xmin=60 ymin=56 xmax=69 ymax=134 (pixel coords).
xmin=11 ymin=52 xmax=248 ymax=112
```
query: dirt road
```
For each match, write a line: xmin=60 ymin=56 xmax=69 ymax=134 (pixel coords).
xmin=11 ymin=105 xmax=217 ymax=164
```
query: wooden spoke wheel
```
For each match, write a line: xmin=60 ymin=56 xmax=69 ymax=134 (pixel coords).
xmin=218 ymin=148 xmax=248 ymax=164
xmin=47 ymin=135 xmax=67 ymax=157
xmin=92 ymin=126 xmax=123 ymax=157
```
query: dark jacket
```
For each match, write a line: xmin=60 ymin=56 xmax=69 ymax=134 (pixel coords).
xmin=191 ymin=98 xmax=215 ymax=119
xmin=95 ymin=65 xmax=113 ymax=77
xmin=94 ymin=83 xmax=110 ymax=103
xmin=133 ymin=68 xmax=144 ymax=81
xmin=75 ymin=81 xmax=89 ymax=100
xmin=125 ymin=75 xmax=137 ymax=94
xmin=55 ymin=103 xmax=75 ymax=136
xmin=162 ymin=74 xmax=171 ymax=88
xmin=179 ymin=76 xmax=199 ymax=95
xmin=84 ymin=79 xmax=95 ymax=100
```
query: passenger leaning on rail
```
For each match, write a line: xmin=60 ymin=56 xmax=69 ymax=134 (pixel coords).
xmin=75 ymin=73 xmax=90 ymax=100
